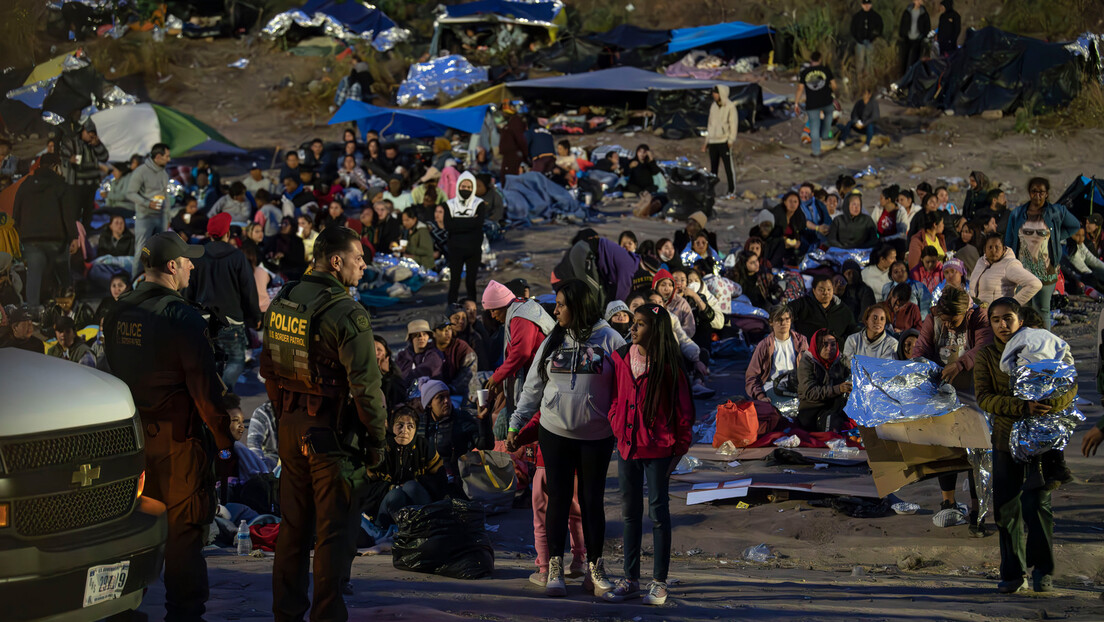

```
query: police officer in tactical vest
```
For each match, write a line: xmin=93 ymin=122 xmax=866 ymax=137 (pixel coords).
xmin=103 ymin=232 xmax=236 ymax=622
xmin=261 ymin=225 xmax=387 ymax=622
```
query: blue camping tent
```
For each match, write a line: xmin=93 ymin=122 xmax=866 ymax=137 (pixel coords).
xmin=667 ymin=21 xmax=774 ymax=55
xmin=329 ymin=101 xmax=490 ymax=137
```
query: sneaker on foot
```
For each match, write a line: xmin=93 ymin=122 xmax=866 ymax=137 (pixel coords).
xmin=529 ymin=571 xmax=548 ymax=586
xmin=584 ymin=558 xmax=614 ymax=596
xmin=603 ymin=578 xmax=641 ymax=602
xmin=968 ymin=510 xmax=988 ymax=538
xmin=566 ymin=561 xmax=585 ymax=579
xmin=643 ymin=580 xmax=668 ymax=605
xmin=1033 ymin=571 xmax=1054 ymax=593
xmin=691 ymin=380 xmax=715 ymax=398
xmin=546 ymin=557 xmax=567 ymax=597
xmin=997 ymin=577 xmax=1028 ymax=594
xmin=860 ymin=144 xmax=870 ymax=153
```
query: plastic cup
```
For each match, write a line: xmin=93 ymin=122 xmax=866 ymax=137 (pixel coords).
xmin=153 ymin=195 xmax=165 ymax=211
xmin=476 ymin=389 xmax=489 ymax=407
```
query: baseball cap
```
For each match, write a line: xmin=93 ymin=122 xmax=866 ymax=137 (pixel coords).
xmin=142 ymin=231 xmax=204 ymax=267
xmin=249 ymin=162 xmax=261 ymax=170
xmin=433 ymin=316 xmax=453 ymax=331
xmin=207 ymin=212 xmax=232 ymax=238
xmin=9 ymin=307 xmax=32 ymax=324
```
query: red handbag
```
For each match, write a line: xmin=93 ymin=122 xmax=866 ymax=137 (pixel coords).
xmin=712 ymin=400 xmax=759 ymax=448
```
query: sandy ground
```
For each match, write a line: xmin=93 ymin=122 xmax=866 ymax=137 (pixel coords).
xmin=111 ymin=49 xmax=1104 ymax=621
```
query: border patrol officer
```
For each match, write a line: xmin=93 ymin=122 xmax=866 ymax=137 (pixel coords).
xmin=261 ymin=226 xmax=387 ymax=622
xmin=103 ymin=232 xmax=235 ymax=622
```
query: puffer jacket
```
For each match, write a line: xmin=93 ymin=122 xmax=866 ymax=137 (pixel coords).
xmin=968 ymin=247 xmax=1042 ymax=306
xmin=975 ymin=337 xmax=1076 ymax=452
xmin=608 ymin=344 xmax=695 ymax=460
xmin=370 ymin=434 xmax=447 ymax=499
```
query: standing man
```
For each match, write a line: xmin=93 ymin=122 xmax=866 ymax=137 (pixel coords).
xmin=794 ymin=53 xmax=838 ymax=158
xmin=12 ymin=153 xmax=78 ymax=309
xmin=261 ymin=226 xmax=387 ymax=622
xmin=851 ymin=0 xmax=884 ymax=77
xmin=128 ymin=143 xmax=172 ymax=276
xmin=103 ymin=232 xmax=235 ymax=621
xmin=701 ymin=85 xmax=738 ymax=198
xmin=186 ymin=212 xmax=262 ymax=389
xmin=58 ymin=118 xmax=110 ymax=228
xmin=898 ymin=0 xmax=931 ymax=76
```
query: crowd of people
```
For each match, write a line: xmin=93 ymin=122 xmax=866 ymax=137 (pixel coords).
xmin=0 ymin=82 xmax=1099 ymax=613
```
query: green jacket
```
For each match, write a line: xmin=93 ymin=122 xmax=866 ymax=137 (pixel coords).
xmin=404 ymin=222 xmax=435 ymax=270
xmin=974 ymin=337 xmax=1076 ymax=452
xmin=259 ymin=272 xmax=388 ymax=457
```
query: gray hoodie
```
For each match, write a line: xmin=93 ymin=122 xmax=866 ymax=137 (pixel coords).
xmin=126 ymin=158 xmax=171 ymax=217
xmin=510 ymin=320 xmax=626 ymax=440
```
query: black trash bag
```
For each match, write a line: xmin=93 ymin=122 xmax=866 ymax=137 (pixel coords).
xmin=663 ymin=167 xmax=719 ymax=220
xmin=392 ymin=499 xmax=494 ymax=579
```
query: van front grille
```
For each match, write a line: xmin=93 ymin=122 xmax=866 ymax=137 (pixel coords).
xmin=1 ymin=424 xmax=137 ymax=472
xmin=14 ymin=478 xmax=138 ymax=537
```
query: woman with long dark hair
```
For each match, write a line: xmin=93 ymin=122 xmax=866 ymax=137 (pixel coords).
xmin=733 ymin=250 xmax=771 ymax=308
xmin=603 ymin=303 xmax=693 ymax=606
xmin=506 ymin=279 xmax=626 ymax=598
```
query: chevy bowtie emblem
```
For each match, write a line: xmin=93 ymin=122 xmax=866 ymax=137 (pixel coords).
xmin=72 ymin=464 xmax=101 ymax=487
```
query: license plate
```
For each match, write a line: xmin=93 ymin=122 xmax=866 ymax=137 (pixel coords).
xmin=83 ymin=561 xmax=130 ymax=607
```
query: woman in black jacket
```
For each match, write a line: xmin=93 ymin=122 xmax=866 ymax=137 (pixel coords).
xmin=624 ymin=144 xmax=661 ymax=194
xmin=444 ymin=171 xmax=488 ymax=304
xmin=97 ymin=215 xmax=135 ymax=257
xmin=768 ymin=191 xmax=809 ymax=268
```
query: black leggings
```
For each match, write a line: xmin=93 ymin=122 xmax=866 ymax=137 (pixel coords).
xmin=447 ymin=247 xmax=480 ymax=304
xmin=938 ymin=470 xmax=979 ymax=500
xmin=538 ymin=426 xmax=614 ymax=564
xmin=708 ymin=142 xmax=735 ymax=192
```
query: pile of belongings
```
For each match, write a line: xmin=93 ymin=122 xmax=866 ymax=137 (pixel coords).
xmin=358 ymin=254 xmax=437 ymax=306
xmin=397 ymin=55 xmax=488 ymax=106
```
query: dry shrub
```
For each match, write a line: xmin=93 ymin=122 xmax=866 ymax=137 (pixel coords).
xmin=1016 ymin=81 xmax=1104 ymax=135
xmin=1 ymin=0 xmax=49 ymax=67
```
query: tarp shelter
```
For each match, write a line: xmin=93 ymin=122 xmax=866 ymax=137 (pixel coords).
xmin=1055 ymin=175 xmax=1104 ymax=219
xmin=504 ymin=66 xmax=765 ymax=132
xmin=91 ymin=103 xmax=244 ymax=157
xmin=667 ymin=21 xmax=774 ymax=57
xmin=589 ymin=24 xmax=672 ymax=50
xmin=895 ymin=27 xmax=1086 ymax=116
xmin=3 ymin=55 xmax=135 ymax=136
xmin=440 ymin=84 xmax=509 ymax=109
xmin=397 ymin=55 xmax=489 ymax=106
xmin=525 ymin=35 xmax=608 ymax=74
xmin=329 ymin=101 xmax=490 ymax=138
xmin=261 ymin=0 xmax=408 ymax=51
xmin=429 ymin=0 xmax=566 ymax=56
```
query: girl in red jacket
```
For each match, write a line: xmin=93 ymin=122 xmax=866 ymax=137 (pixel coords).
xmin=603 ymin=303 xmax=694 ymax=606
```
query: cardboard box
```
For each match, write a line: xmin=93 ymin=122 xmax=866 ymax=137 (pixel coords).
xmin=860 ymin=427 xmax=973 ymax=498
xmin=873 ymin=407 xmax=991 ymax=449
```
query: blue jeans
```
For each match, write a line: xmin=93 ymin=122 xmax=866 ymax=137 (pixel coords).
xmin=618 ymin=454 xmax=675 ymax=582
xmin=807 ymin=104 xmax=835 ymax=155
xmin=133 ymin=212 xmax=167 ymax=275
xmin=855 ymin=41 xmax=874 ymax=75
xmin=216 ymin=324 xmax=248 ymax=389
xmin=1029 ymin=280 xmax=1057 ymax=330
xmin=22 ymin=241 xmax=70 ymax=307
xmin=378 ymin=480 xmax=432 ymax=527
xmin=838 ymin=120 xmax=875 ymax=145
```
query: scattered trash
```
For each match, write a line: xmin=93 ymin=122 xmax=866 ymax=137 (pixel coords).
xmin=672 ymin=455 xmax=702 ymax=474
xmin=742 ymin=544 xmax=777 ymax=562
xmin=851 ymin=565 xmax=867 ymax=577
xmin=735 ymin=501 xmax=750 ymax=509
xmin=897 ymin=553 xmax=923 ymax=571
xmin=892 ymin=502 xmax=920 ymax=515
xmin=813 ymin=463 xmax=828 ymax=470
xmin=727 ymin=460 xmax=741 ymax=467
xmin=932 ymin=507 xmax=968 ymax=527
xmin=773 ymin=435 xmax=801 ymax=448
xmin=686 ymin=548 xmax=703 ymax=556
xmin=250 ymin=549 xmax=266 ymax=558
xmin=228 ymin=58 xmax=250 ymax=69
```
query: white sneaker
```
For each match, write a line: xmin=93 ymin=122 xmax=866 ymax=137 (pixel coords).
xmin=529 ymin=570 xmax=548 ymax=586
xmin=546 ymin=557 xmax=566 ymax=597
xmin=835 ymin=140 xmax=847 ymax=150
xmin=861 ymin=144 xmax=870 ymax=153
xmin=584 ymin=558 xmax=614 ymax=596
xmin=602 ymin=578 xmax=641 ymax=602
xmin=643 ymin=580 xmax=668 ymax=605
xmin=691 ymin=381 xmax=715 ymax=398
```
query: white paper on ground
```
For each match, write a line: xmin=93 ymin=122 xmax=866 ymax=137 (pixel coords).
xmin=686 ymin=478 xmax=753 ymax=505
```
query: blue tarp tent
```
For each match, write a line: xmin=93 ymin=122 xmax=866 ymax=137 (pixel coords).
xmin=396 ymin=55 xmax=488 ymax=106
xmin=430 ymin=0 xmax=567 ymax=56
xmin=261 ymin=0 xmax=408 ymax=51
xmin=589 ymin=24 xmax=671 ymax=50
xmin=1056 ymin=175 xmax=1104 ymax=219
xmin=667 ymin=21 xmax=773 ymax=55
xmin=443 ymin=0 xmax=560 ymax=23
xmin=328 ymin=101 xmax=490 ymax=138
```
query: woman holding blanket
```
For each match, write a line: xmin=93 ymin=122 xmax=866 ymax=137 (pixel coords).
xmin=506 ymin=280 xmax=626 ymax=598
xmin=975 ymin=297 xmax=1076 ymax=594
xmin=603 ymin=304 xmax=694 ymax=606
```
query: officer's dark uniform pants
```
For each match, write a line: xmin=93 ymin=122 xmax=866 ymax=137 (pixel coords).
xmin=143 ymin=421 xmax=215 ymax=622
xmin=273 ymin=409 xmax=353 ymax=622
xmin=993 ymin=449 xmax=1055 ymax=582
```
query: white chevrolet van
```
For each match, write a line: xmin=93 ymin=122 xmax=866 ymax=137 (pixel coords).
xmin=0 ymin=349 xmax=167 ymax=620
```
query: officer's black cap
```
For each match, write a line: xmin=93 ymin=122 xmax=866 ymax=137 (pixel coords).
xmin=142 ymin=231 xmax=204 ymax=267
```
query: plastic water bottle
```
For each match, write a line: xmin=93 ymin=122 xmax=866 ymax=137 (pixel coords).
xmin=236 ymin=520 xmax=251 ymax=556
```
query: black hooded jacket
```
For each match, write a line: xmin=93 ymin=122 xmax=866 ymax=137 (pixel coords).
xmin=186 ymin=240 xmax=262 ymax=326
xmin=13 ymin=168 xmax=77 ymax=243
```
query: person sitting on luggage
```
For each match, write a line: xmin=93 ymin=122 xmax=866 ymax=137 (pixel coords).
xmin=418 ymin=380 xmax=494 ymax=490
xmin=796 ymin=329 xmax=852 ymax=432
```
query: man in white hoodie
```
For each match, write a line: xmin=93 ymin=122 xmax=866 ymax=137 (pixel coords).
xmin=701 ymin=85 xmax=738 ymax=197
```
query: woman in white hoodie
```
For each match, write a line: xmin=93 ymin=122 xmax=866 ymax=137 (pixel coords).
xmin=444 ymin=171 xmax=487 ymax=304
xmin=969 ymin=233 xmax=1042 ymax=308
xmin=842 ymin=303 xmax=898 ymax=368
xmin=506 ymin=279 xmax=626 ymax=598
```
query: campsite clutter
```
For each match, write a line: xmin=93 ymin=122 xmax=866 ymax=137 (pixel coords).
xmin=6 ymin=1 xmax=1104 ymax=614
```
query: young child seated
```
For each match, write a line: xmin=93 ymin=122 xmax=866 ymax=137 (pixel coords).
xmin=999 ymin=307 xmax=1075 ymax=490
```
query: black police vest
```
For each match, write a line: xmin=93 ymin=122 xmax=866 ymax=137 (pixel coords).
xmin=263 ymin=279 xmax=350 ymax=397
